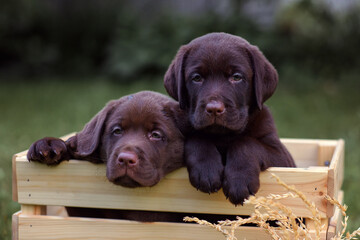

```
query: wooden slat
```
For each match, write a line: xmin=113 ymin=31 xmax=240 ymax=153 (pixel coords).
xmin=306 ymin=217 xmax=328 ymax=240
xmin=16 ymin=213 xmax=294 ymax=240
xmin=15 ymin=154 xmax=329 ymax=218
xmin=15 ymin=136 xmax=336 ymax=169
xmin=328 ymin=191 xmax=344 ymax=238
xmin=281 ymin=138 xmax=338 ymax=146
xmin=12 ymin=133 xmax=75 ymax=202
xmin=327 ymin=139 xmax=345 ymax=217
xmin=21 ymin=205 xmax=46 ymax=215
xmin=46 ymin=206 xmax=68 ymax=217
xmin=327 ymin=191 xmax=344 ymax=240
xmin=282 ymin=139 xmax=319 ymax=168
xmin=12 ymin=152 xmax=24 ymax=202
xmin=13 ymin=137 xmax=344 ymax=240
xmin=281 ymin=138 xmax=338 ymax=168
xmin=12 ymin=211 xmax=20 ymax=240
xmin=318 ymin=143 xmax=335 ymax=167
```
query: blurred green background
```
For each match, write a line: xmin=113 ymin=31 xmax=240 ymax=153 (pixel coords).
xmin=1 ymin=0 xmax=360 ymax=239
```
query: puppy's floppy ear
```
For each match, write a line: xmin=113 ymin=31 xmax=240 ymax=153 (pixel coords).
xmin=247 ymin=45 xmax=278 ymax=110
xmin=162 ymin=100 xmax=190 ymax=137
xmin=70 ymin=100 xmax=117 ymax=158
xmin=164 ymin=46 xmax=190 ymax=109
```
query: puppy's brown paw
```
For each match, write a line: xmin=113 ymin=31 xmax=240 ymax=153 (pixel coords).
xmin=186 ymin=156 xmax=224 ymax=194
xmin=27 ymin=137 xmax=69 ymax=165
xmin=222 ymin=173 xmax=260 ymax=206
xmin=185 ymin=136 xmax=224 ymax=193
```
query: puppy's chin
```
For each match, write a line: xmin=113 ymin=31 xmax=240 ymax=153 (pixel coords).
xmin=110 ymin=174 xmax=161 ymax=188
xmin=112 ymin=176 xmax=142 ymax=188
xmin=108 ymin=169 xmax=161 ymax=188
xmin=191 ymin=116 xmax=248 ymax=135
xmin=193 ymin=124 xmax=229 ymax=134
xmin=196 ymin=124 xmax=247 ymax=135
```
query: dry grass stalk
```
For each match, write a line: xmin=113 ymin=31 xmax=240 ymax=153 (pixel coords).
xmin=183 ymin=174 xmax=360 ymax=240
xmin=183 ymin=216 xmax=234 ymax=240
xmin=324 ymin=195 xmax=360 ymax=240
xmin=270 ymin=173 xmax=323 ymax=239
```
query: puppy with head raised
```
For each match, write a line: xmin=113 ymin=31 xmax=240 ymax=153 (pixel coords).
xmin=27 ymin=91 xmax=185 ymax=188
xmin=164 ymin=32 xmax=295 ymax=205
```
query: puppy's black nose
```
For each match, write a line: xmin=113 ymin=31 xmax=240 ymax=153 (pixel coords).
xmin=205 ymin=101 xmax=225 ymax=116
xmin=118 ymin=151 xmax=138 ymax=166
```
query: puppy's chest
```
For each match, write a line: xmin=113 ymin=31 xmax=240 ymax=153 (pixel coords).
xmin=206 ymin=135 xmax=235 ymax=155
xmin=207 ymin=133 xmax=239 ymax=146
xmin=194 ymin=131 xmax=248 ymax=157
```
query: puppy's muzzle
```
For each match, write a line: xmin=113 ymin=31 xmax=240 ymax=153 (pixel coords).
xmin=205 ymin=100 xmax=225 ymax=116
xmin=117 ymin=151 xmax=138 ymax=167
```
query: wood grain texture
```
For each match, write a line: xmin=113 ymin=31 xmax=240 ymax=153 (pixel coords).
xmin=327 ymin=191 xmax=344 ymax=240
xmin=12 ymin=151 xmax=23 ymax=202
xmin=281 ymin=138 xmax=338 ymax=168
xmin=15 ymin=155 xmax=329 ymax=218
xmin=14 ymin=138 xmax=342 ymax=218
xmin=12 ymin=211 xmax=20 ymax=240
xmin=318 ymin=142 xmax=336 ymax=167
xmin=46 ymin=206 xmax=68 ymax=217
xmin=305 ymin=217 xmax=328 ymax=240
xmin=16 ymin=213 xmax=291 ymax=240
xmin=327 ymin=139 xmax=345 ymax=217
xmin=12 ymin=137 xmax=344 ymax=240
xmin=21 ymin=205 xmax=46 ymax=215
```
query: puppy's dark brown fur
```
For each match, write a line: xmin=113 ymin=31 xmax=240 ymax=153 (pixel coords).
xmin=164 ymin=32 xmax=296 ymax=205
xmin=28 ymin=91 xmax=185 ymax=188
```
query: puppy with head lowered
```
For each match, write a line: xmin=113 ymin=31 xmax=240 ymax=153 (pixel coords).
xmin=164 ymin=32 xmax=296 ymax=205
xmin=27 ymin=91 xmax=185 ymax=190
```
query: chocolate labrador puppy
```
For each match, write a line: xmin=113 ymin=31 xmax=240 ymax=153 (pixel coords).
xmin=28 ymin=91 xmax=185 ymax=187
xmin=27 ymin=91 xmax=186 ymax=221
xmin=164 ymin=32 xmax=296 ymax=205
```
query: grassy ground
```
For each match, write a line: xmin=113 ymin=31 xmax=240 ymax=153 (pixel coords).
xmin=1 ymin=77 xmax=359 ymax=239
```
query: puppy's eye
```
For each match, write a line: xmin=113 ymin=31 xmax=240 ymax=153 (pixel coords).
xmin=191 ymin=73 xmax=203 ymax=83
xmin=231 ymin=73 xmax=244 ymax=83
xmin=149 ymin=130 xmax=163 ymax=141
xmin=112 ymin=126 xmax=123 ymax=136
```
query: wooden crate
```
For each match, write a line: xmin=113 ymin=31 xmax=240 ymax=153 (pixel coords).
xmin=12 ymin=138 xmax=344 ymax=240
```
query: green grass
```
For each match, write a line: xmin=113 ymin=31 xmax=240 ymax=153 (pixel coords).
xmin=1 ymin=77 xmax=359 ymax=239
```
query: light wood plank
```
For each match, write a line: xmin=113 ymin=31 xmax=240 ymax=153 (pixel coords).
xmin=17 ymin=213 xmax=295 ymax=240
xmin=17 ymin=136 xmax=337 ymax=168
xmin=327 ymin=139 xmax=345 ymax=217
xmin=306 ymin=217 xmax=328 ymax=240
xmin=281 ymin=138 xmax=338 ymax=168
xmin=12 ymin=150 xmax=28 ymax=202
xmin=13 ymin=137 xmax=343 ymax=240
xmin=12 ymin=211 xmax=20 ymax=240
xmin=14 ymin=138 xmax=342 ymax=218
xmin=327 ymin=191 xmax=344 ymax=240
xmin=333 ymin=192 xmax=344 ymax=235
xmin=318 ymin=143 xmax=336 ymax=167
xmin=15 ymin=154 xmax=329 ymax=218
xmin=282 ymin=139 xmax=319 ymax=167
xmin=21 ymin=205 xmax=46 ymax=215
xmin=46 ymin=206 xmax=68 ymax=217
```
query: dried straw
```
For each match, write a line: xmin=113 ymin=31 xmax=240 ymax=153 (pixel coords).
xmin=183 ymin=174 xmax=359 ymax=240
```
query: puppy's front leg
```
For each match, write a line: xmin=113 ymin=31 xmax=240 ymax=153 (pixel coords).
xmin=185 ymin=136 xmax=223 ymax=193
xmin=223 ymin=138 xmax=262 ymax=205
